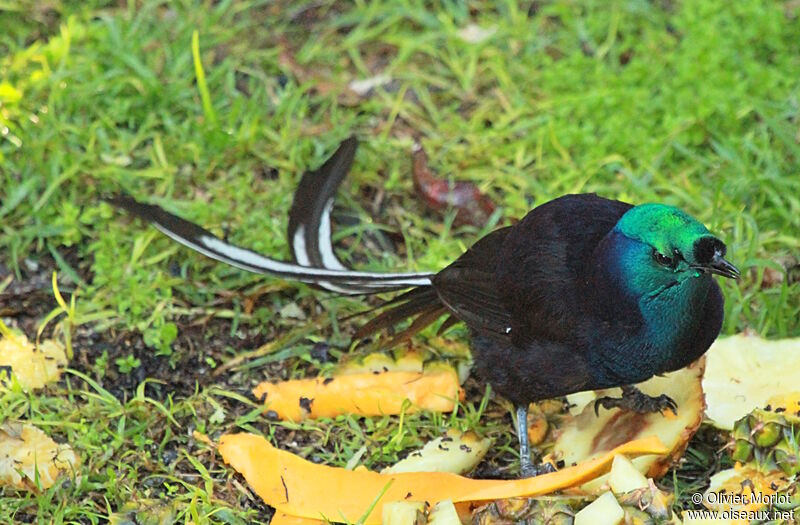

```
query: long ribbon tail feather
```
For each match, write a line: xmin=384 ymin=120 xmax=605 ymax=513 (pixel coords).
xmin=106 ymin=194 xmax=433 ymax=290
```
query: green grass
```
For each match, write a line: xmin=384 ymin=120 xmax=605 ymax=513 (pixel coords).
xmin=0 ymin=0 xmax=798 ymax=522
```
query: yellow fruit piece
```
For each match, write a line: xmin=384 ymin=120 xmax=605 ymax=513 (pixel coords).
xmin=703 ymin=466 xmax=789 ymax=513
xmin=566 ymin=391 xmax=598 ymax=416
xmin=253 ymin=369 xmax=464 ymax=421
xmin=608 ymin=455 xmax=649 ymax=494
xmin=0 ymin=423 xmax=80 ymax=490
xmin=573 ymin=492 xmax=624 ymax=525
xmin=427 ymin=500 xmax=461 ymax=525
xmin=526 ymin=404 xmax=549 ymax=446
xmin=703 ymin=333 xmax=800 ymax=430
xmin=616 ymin=480 xmax=673 ymax=521
xmin=218 ymin=432 xmax=667 ymax=524
xmin=553 ymin=359 xmax=704 ymax=491
xmin=0 ymin=331 xmax=67 ymax=391
xmin=765 ymin=392 xmax=800 ymax=415
xmin=382 ymin=501 xmax=426 ymax=525
xmin=382 ymin=428 xmax=491 ymax=475
xmin=337 ymin=353 xmax=410 ymax=375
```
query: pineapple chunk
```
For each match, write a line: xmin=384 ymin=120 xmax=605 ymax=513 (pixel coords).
xmin=472 ymin=496 xmax=584 ymax=525
xmin=566 ymin=391 xmax=598 ymax=416
xmin=729 ymin=393 xmax=800 ymax=475
xmin=382 ymin=429 xmax=491 ymax=475
xmin=703 ymin=333 xmax=800 ymax=430
xmin=616 ymin=480 xmax=673 ymax=521
xmin=427 ymin=500 xmax=460 ymax=525
xmin=704 ymin=467 xmax=789 ymax=512
xmin=553 ymin=359 xmax=704 ymax=490
xmin=608 ymin=455 xmax=649 ymax=494
xmin=381 ymin=501 xmax=426 ymax=525
xmin=574 ymin=492 xmax=624 ymax=525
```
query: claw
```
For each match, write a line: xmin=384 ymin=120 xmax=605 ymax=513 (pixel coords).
xmin=593 ymin=387 xmax=678 ymax=417
xmin=520 ymin=461 xmax=558 ymax=478
xmin=594 ymin=398 xmax=604 ymax=417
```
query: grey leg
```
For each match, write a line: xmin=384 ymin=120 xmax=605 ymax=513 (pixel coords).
xmin=516 ymin=404 xmax=533 ymax=475
xmin=516 ymin=404 xmax=558 ymax=478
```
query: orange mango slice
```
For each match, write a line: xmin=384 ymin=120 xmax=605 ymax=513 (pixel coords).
xmin=219 ymin=432 xmax=668 ymax=524
xmin=253 ymin=369 xmax=463 ymax=421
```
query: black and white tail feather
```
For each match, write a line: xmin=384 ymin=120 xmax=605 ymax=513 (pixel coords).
xmin=107 ymin=137 xmax=450 ymax=345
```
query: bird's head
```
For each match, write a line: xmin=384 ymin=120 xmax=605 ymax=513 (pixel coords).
xmin=608 ymin=203 xmax=739 ymax=298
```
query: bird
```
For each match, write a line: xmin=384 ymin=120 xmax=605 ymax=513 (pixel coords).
xmin=107 ymin=137 xmax=739 ymax=477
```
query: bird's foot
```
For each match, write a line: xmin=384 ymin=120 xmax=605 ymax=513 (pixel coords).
xmin=594 ymin=385 xmax=677 ymax=416
xmin=520 ymin=461 xmax=558 ymax=478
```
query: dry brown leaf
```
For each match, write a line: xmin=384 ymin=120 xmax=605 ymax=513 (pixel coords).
xmin=412 ymin=144 xmax=496 ymax=227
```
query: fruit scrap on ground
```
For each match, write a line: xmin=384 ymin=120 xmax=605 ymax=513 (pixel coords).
xmin=729 ymin=392 xmax=800 ymax=476
xmin=472 ymin=454 xmax=674 ymax=525
xmin=253 ymin=364 xmax=463 ymax=421
xmin=703 ymin=333 xmax=800 ymax=430
xmin=381 ymin=428 xmax=491 ymax=475
xmin=0 ymin=324 xmax=78 ymax=492
xmin=699 ymin=393 xmax=799 ymax=517
xmin=218 ymin=432 xmax=667 ymax=524
xmin=335 ymin=345 xmax=472 ymax=385
xmin=703 ymin=466 xmax=796 ymax=515
xmin=0 ymin=423 xmax=80 ymax=491
xmin=552 ymin=358 xmax=705 ymax=492
xmin=688 ymin=392 xmax=800 ymax=521
xmin=0 ymin=322 xmax=67 ymax=391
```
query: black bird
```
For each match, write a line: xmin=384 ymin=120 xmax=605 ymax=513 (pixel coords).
xmin=107 ymin=138 xmax=739 ymax=476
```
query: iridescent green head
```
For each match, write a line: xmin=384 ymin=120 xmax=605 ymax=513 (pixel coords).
xmin=612 ymin=204 xmax=739 ymax=295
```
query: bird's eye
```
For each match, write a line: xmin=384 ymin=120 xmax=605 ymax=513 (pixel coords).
xmin=652 ymin=249 xmax=674 ymax=268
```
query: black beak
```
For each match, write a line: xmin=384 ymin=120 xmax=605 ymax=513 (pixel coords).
xmin=694 ymin=254 xmax=740 ymax=280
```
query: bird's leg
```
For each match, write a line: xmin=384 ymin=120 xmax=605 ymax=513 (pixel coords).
xmin=594 ymin=385 xmax=678 ymax=416
xmin=515 ymin=404 xmax=557 ymax=478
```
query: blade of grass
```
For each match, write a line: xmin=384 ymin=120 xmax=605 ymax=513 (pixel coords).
xmin=191 ymin=29 xmax=218 ymax=127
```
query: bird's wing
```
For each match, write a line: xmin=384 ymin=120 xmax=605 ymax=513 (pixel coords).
xmin=432 ymin=227 xmax=515 ymax=339
xmin=353 ymin=227 xmax=515 ymax=346
xmin=494 ymin=194 xmax=633 ymax=345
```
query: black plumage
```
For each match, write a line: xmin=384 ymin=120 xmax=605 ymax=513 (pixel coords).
xmin=107 ymin=138 xmax=738 ymax=476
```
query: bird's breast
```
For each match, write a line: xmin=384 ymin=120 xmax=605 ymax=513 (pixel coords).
xmin=591 ymin=276 xmax=713 ymax=386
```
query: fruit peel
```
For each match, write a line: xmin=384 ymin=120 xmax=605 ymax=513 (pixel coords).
xmin=218 ymin=432 xmax=667 ymax=524
xmin=254 ymin=369 xmax=463 ymax=421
